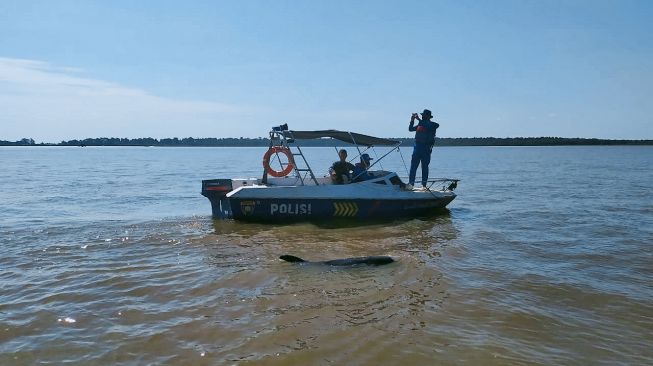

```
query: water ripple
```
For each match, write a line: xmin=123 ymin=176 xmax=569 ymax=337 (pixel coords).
xmin=1 ymin=146 xmax=652 ymax=365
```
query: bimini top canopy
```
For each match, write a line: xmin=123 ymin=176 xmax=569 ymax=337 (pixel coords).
xmin=282 ymin=130 xmax=399 ymax=147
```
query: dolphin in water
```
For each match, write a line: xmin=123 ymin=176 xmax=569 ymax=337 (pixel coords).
xmin=280 ymin=255 xmax=394 ymax=266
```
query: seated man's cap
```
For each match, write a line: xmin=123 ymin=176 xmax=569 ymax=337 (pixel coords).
xmin=361 ymin=153 xmax=373 ymax=161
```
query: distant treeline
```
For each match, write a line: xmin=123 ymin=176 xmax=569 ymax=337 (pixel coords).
xmin=1 ymin=136 xmax=652 ymax=147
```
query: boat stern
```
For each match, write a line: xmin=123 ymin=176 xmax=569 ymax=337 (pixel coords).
xmin=201 ymin=179 xmax=234 ymax=219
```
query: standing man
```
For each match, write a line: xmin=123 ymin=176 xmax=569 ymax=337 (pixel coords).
xmin=408 ymin=109 xmax=439 ymax=189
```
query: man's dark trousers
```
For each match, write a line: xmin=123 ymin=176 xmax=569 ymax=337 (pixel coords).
xmin=409 ymin=144 xmax=431 ymax=186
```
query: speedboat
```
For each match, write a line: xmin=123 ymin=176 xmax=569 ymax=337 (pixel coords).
xmin=201 ymin=124 xmax=459 ymax=222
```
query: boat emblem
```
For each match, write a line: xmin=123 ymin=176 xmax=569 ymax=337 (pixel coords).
xmin=333 ymin=202 xmax=358 ymax=217
xmin=240 ymin=201 xmax=256 ymax=216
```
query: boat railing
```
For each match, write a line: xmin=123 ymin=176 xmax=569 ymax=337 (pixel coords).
xmin=394 ymin=176 xmax=460 ymax=191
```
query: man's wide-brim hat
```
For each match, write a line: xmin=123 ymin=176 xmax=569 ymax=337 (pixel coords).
xmin=421 ymin=109 xmax=432 ymax=117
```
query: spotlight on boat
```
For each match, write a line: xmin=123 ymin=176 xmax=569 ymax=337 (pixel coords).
xmin=447 ymin=181 xmax=457 ymax=191
xmin=272 ymin=123 xmax=289 ymax=132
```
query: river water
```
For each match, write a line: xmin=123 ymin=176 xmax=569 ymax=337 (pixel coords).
xmin=1 ymin=146 xmax=651 ymax=365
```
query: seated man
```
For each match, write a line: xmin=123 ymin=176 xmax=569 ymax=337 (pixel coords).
xmin=329 ymin=149 xmax=355 ymax=184
xmin=352 ymin=153 xmax=374 ymax=182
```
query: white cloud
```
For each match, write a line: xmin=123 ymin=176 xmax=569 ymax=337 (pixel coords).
xmin=0 ymin=57 xmax=265 ymax=142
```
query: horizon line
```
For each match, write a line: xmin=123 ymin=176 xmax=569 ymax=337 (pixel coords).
xmin=4 ymin=136 xmax=653 ymax=144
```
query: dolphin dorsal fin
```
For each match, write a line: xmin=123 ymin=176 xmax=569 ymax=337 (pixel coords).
xmin=280 ymin=255 xmax=306 ymax=263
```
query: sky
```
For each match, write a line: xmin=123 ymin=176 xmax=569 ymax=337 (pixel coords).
xmin=1 ymin=0 xmax=652 ymax=142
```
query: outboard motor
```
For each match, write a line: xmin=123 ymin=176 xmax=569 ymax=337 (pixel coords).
xmin=201 ymin=179 xmax=233 ymax=219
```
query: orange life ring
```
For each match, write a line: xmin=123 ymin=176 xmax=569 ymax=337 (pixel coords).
xmin=263 ymin=146 xmax=294 ymax=177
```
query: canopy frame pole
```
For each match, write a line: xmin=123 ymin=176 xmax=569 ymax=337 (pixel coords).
xmin=365 ymin=142 xmax=401 ymax=171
